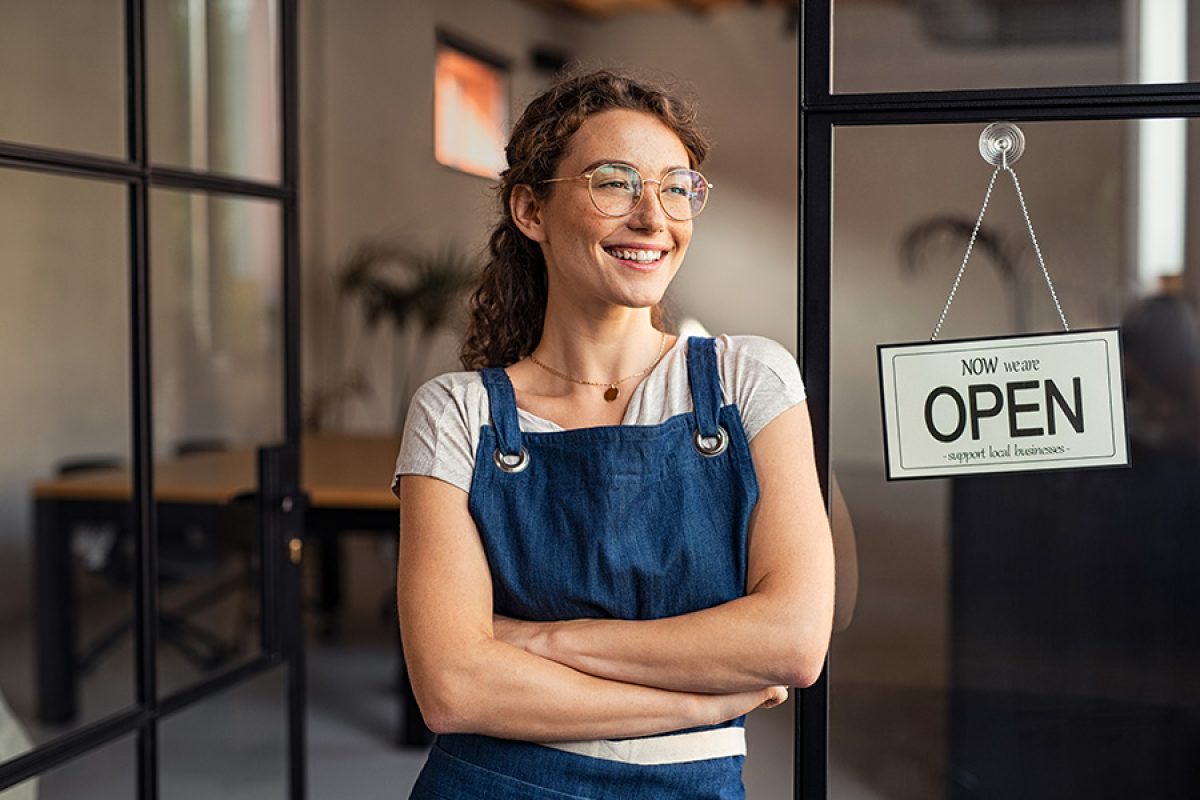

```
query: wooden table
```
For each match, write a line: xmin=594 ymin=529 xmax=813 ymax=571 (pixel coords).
xmin=32 ymin=434 xmax=430 ymax=746
xmin=33 ymin=434 xmax=401 ymax=508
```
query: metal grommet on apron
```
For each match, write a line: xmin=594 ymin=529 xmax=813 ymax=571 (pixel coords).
xmin=481 ymin=367 xmax=529 ymax=474
xmin=415 ymin=339 xmax=760 ymax=800
xmin=693 ymin=426 xmax=729 ymax=457
xmin=688 ymin=332 xmax=730 ymax=457
xmin=492 ymin=446 xmax=529 ymax=473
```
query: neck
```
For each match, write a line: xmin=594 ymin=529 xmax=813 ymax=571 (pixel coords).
xmin=533 ymin=301 xmax=664 ymax=385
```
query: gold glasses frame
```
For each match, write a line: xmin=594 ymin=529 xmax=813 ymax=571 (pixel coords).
xmin=537 ymin=163 xmax=714 ymax=221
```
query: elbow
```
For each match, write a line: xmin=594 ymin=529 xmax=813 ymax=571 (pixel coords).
xmin=419 ymin=697 xmax=460 ymax=736
xmin=751 ymin=602 xmax=830 ymax=688
xmin=411 ymin=671 xmax=478 ymax=735
xmin=783 ymin=658 xmax=825 ymax=689
xmin=775 ymin=634 xmax=830 ymax=689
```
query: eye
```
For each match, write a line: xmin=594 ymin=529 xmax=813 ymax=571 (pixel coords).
xmin=596 ymin=178 xmax=633 ymax=191
xmin=591 ymin=165 xmax=640 ymax=193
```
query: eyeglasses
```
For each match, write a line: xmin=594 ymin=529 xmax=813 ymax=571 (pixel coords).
xmin=538 ymin=163 xmax=712 ymax=221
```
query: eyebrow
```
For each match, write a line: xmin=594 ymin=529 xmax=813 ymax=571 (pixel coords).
xmin=579 ymin=158 xmax=692 ymax=175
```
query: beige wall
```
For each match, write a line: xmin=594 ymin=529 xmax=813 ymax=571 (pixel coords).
xmin=0 ymin=5 xmax=129 ymax=628
xmin=299 ymin=0 xmax=556 ymax=430
xmin=0 ymin=0 xmax=125 ymax=156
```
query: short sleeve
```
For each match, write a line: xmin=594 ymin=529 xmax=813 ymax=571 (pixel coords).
xmin=391 ymin=375 xmax=477 ymax=496
xmin=719 ymin=335 xmax=807 ymax=441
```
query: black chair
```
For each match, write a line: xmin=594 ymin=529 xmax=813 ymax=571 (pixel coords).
xmin=59 ymin=457 xmax=126 ymax=580
xmin=174 ymin=437 xmax=230 ymax=457
xmin=62 ymin=446 xmax=257 ymax=675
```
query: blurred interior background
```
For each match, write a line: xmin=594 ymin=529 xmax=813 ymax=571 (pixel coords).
xmin=2 ymin=0 xmax=1199 ymax=798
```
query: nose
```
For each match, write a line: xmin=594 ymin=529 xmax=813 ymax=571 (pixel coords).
xmin=627 ymin=179 xmax=668 ymax=231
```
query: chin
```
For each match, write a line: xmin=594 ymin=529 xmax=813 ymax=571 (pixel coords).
xmin=617 ymin=293 xmax=669 ymax=312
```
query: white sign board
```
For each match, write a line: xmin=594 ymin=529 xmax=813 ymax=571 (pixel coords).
xmin=878 ymin=329 xmax=1129 ymax=480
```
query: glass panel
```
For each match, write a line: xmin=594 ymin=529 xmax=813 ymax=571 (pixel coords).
xmin=160 ymin=668 xmax=285 ymax=798
xmin=150 ymin=188 xmax=282 ymax=696
xmin=0 ymin=0 xmax=125 ymax=155
xmin=0 ymin=168 xmax=132 ymax=764
xmin=833 ymin=0 xmax=1200 ymax=94
xmin=829 ymin=120 xmax=1200 ymax=796
xmin=148 ymin=0 xmax=282 ymax=183
xmin=9 ymin=733 xmax=136 ymax=798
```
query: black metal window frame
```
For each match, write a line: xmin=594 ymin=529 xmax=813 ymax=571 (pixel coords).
xmin=0 ymin=1 xmax=303 ymax=798
xmin=797 ymin=1 xmax=1200 ymax=797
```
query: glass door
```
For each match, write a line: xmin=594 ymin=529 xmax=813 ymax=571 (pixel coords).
xmin=801 ymin=2 xmax=1200 ymax=797
xmin=0 ymin=1 xmax=303 ymax=797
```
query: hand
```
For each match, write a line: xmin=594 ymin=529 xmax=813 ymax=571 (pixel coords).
xmin=698 ymin=685 xmax=789 ymax=727
xmin=758 ymin=685 xmax=788 ymax=709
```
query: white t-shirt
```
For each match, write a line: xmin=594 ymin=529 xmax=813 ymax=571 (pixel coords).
xmin=392 ymin=334 xmax=807 ymax=495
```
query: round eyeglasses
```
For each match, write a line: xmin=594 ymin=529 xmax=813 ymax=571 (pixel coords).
xmin=538 ymin=163 xmax=712 ymax=221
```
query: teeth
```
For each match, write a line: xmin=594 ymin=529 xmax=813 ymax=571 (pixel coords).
xmin=606 ymin=248 xmax=664 ymax=263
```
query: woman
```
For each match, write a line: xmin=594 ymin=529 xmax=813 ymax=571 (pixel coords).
xmin=393 ymin=69 xmax=835 ymax=799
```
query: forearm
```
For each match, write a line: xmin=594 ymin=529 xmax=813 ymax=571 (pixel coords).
xmin=411 ymin=632 xmax=775 ymax=742
xmin=509 ymin=591 xmax=830 ymax=694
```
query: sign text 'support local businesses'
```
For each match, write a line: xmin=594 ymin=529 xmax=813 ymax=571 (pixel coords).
xmin=878 ymin=330 xmax=1129 ymax=480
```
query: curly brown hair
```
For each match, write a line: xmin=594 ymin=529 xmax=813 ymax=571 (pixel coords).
xmin=459 ymin=68 xmax=711 ymax=369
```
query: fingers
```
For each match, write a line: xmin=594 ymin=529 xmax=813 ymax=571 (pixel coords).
xmin=760 ymin=686 xmax=788 ymax=709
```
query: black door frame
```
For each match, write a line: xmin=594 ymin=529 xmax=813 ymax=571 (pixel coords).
xmin=0 ymin=2 xmax=305 ymax=798
xmin=797 ymin=1 xmax=1200 ymax=796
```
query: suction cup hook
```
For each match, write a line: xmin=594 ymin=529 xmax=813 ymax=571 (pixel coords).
xmin=978 ymin=122 xmax=1025 ymax=168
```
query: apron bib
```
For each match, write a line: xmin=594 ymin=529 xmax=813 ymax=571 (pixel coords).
xmin=412 ymin=337 xmax=760 ymax=800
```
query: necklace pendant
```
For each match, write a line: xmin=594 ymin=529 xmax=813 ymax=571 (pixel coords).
xmin=603 ymin=386 xmax=619 ymax=402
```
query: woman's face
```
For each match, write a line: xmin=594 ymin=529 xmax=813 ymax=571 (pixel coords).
xmin=519 ymin=108 xmax=695 ymax=316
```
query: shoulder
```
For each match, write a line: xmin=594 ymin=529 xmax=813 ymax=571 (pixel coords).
xmin=709 ymin=334 xmax=806 ymax=441
xmin=715 ymin=335 xmax=802 ymax=380
xmin=403 ymin=370 xmax=491 ymax=455
xmin=409 ymin=370 xmax=488 ymax=414
xmin=395 ymin=370 xmax=488 ymax=496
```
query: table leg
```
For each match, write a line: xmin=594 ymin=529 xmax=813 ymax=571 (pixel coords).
xmin=315 ymin=526 xmax=343 ymax=641
xmin=35 ymin=498 xmax=77 ymax=724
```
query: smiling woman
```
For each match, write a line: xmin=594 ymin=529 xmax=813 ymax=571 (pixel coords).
xmin=393 ymin=69 xmax=834 ymax=800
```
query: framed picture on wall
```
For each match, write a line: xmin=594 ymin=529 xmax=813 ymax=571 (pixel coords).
xmin=434 ymin=31 xmax=510 ymax=179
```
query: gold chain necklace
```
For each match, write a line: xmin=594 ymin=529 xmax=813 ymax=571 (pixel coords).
xmin=528 ymin=331 xmax=668 ymax=403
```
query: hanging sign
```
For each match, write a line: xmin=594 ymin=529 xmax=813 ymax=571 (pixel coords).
xmin=878 ymin=330 xmax=1129 ymax=480
xmin=877 ymin=122 xmax=1129 ymax=480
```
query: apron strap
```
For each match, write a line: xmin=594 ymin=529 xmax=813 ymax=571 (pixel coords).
xmin=480 ymin=367 xmax=523 ymax=457
xmin=687 ymin=336 xmax=722 ymax=439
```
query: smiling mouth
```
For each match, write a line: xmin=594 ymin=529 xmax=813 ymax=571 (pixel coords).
xmin=603 ymin=247 xmax=668 ymax=265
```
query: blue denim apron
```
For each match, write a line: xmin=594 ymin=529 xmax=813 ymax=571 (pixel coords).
xmin=410 ymin=337 xmax=760 ymax=800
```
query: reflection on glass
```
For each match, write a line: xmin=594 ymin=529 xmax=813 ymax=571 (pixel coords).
xmin=0 ymin=0 xmax=124 ymax=155
xmin=830 ymin=121 xmax=1200 ymax=797
xmin=832 ymin=0 xmax=1200 ymax=94
xmin=148 ymin=0 xmax=281 ymax=182
xmin=0 ymin=169 xmax=131 ymax=765
xmin=150 ymin=188 xmax=282 ymax=695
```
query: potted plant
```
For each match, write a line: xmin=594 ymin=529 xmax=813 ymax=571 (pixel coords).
xmin=308 ymin=239 xmax=477 ymax=431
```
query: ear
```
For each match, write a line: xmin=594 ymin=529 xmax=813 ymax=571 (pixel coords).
xmin=510 ymin=184 xmax=548 ymax=243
